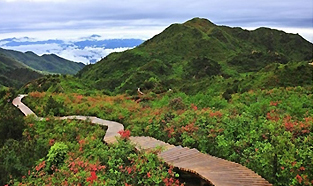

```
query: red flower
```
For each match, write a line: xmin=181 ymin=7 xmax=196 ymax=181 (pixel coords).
xmin=299 ymin=166 xmax=305 ymax=171
xmin=63 ymin=180 xmax=68 ymax=186
xmin=296 ymin=174 xmax=302 ymax=183
xmin=86 ymin=171 xmax=97 ymax=184
xmin=191 ymin=104 xmax=198 ymax=111
xmin=168 ymin=169 xmax=172 ymax=174
xmin=210 ymin=111 xmax=223 ymax=118
xmin=126 ymin=167 xmax=132 ymax=174
xmin=118 ymin=130 xmax=131 ymax=139
xmin=49 ymin=139 xmax=55 ymax=146
xmin=270 ymin=101 xmax=279 ymax=106
xmin=147 ymin=172 xmax=151 ymax=178
xmin=281 ymin=166 xmax=285 ymax=170
xmin=35 ymin=161 xmax=46 ymax=172
xmin=79 ymin=139 xmax=86 ymax=152
xmin=89 ymin=164 xmax=98 ymax=171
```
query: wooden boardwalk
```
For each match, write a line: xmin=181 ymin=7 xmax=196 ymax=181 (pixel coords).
xmin=130 ymin=136 xmax=272 ymax=186
xmin=13 ymin=95 xmax=272 ymax=186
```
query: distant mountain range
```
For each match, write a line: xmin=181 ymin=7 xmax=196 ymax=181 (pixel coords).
xmin=0 ymin=48 xmax=85 ymax=74
xmin=0 ymin=36 xmax=144 ymax=64
xmin=0 ymin=52 xmax=42 ymax=88
xmin=77 ymin=18 xmax=313 ymax=95
xmin=0 ymin=47 xmax=85 ymax=88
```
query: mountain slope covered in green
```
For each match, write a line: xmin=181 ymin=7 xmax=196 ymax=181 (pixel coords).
xmin=0 ymin=53 xmax=43 ymax=88
xmin=0 ymin=48 xmax=85 ymax=74
xmin=77 ymin=18 xmax=312 ymax=95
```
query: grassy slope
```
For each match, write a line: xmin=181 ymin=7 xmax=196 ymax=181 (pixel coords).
xmin=21 ymin=74 xmax=99 ymax=95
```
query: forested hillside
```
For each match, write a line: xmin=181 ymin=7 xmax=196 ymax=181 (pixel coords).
xmin=0 ymin=48 xmax=85 ymax=75
xmin=77 ymin=18 xmax=312 ymax=95
xmin=0 ymin=53 xmax=43 ymax=88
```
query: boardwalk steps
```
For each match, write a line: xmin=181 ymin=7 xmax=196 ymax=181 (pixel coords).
xmin=13 ymin=95 xmax=272 ymax=186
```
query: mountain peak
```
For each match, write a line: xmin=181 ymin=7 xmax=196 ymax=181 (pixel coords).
xmin=183 ymin=17 xmax=216 ymax=29
xmin=24 ymin=51 xmax=37 ymax=56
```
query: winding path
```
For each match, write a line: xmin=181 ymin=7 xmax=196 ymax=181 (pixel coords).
xmin=13 ymin=94 xmax=272 ymax=186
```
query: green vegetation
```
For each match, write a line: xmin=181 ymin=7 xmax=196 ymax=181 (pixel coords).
xmin=22 ymin=86 xmax=313 ymax=186
xmin=0 ymin=92 xmax=182 ymax=185
xmin=0 ymin=88 xmax=25 ymax=146
xmin=77 ymin=18 xmax=312 ymax=95
xmin=21 ymin=74 xmax=98 ymax=95
xmin=0 ymin=53 xmax=43 ymax=88
xmin=0 ymin=48 xmax=85 ymax=75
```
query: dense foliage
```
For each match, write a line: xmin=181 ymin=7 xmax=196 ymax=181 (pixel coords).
xmin=23 ymin=85 xmax=313 ymax=186
xmin=0 ymin=88 xmax=25 ymax=146
xmin=21 ymin=74 xmax=98 ymax=95
xmin=0 ymin=88 xmax=28 ymax=184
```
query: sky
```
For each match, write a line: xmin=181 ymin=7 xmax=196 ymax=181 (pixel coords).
xmin=0 ymin=0 xmax=312 ymax=41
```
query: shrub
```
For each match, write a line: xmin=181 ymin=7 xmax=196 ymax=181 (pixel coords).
xmin=45 ymin=142 xmax=68 ymax=172
xmin=169 ymin=97 xmax=186 ymax=110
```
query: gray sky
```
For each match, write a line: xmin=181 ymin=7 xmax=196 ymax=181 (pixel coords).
xmin=0 ymin=0 xmax=312 ymax=42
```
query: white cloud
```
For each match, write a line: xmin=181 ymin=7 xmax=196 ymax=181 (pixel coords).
xmin=57 ymin=46 xmax=132 ymax=64
xmin=0 ymin=41 xmax=9 ymax=45
xmin=0 ymin=26 xmax=164 ymax=41
xmin=3 ymin=43 xmax=62 ymax=54
xmin=1 ymin=41 xmax=133 ymax=64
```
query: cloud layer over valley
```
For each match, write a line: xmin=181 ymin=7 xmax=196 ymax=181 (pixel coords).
xmin=0 ymin=36 xmax=144 ymax=64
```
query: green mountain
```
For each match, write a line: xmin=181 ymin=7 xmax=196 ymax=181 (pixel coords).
xmin=77 ymin=18 xmax=312 ymax=95
xmin=0 ymin=48 xmax=85 ymax=74
xmin=0 ymin=53 xmax=43 ymax=88
xmin=0 ymin=53 xmax=27 ymax=70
